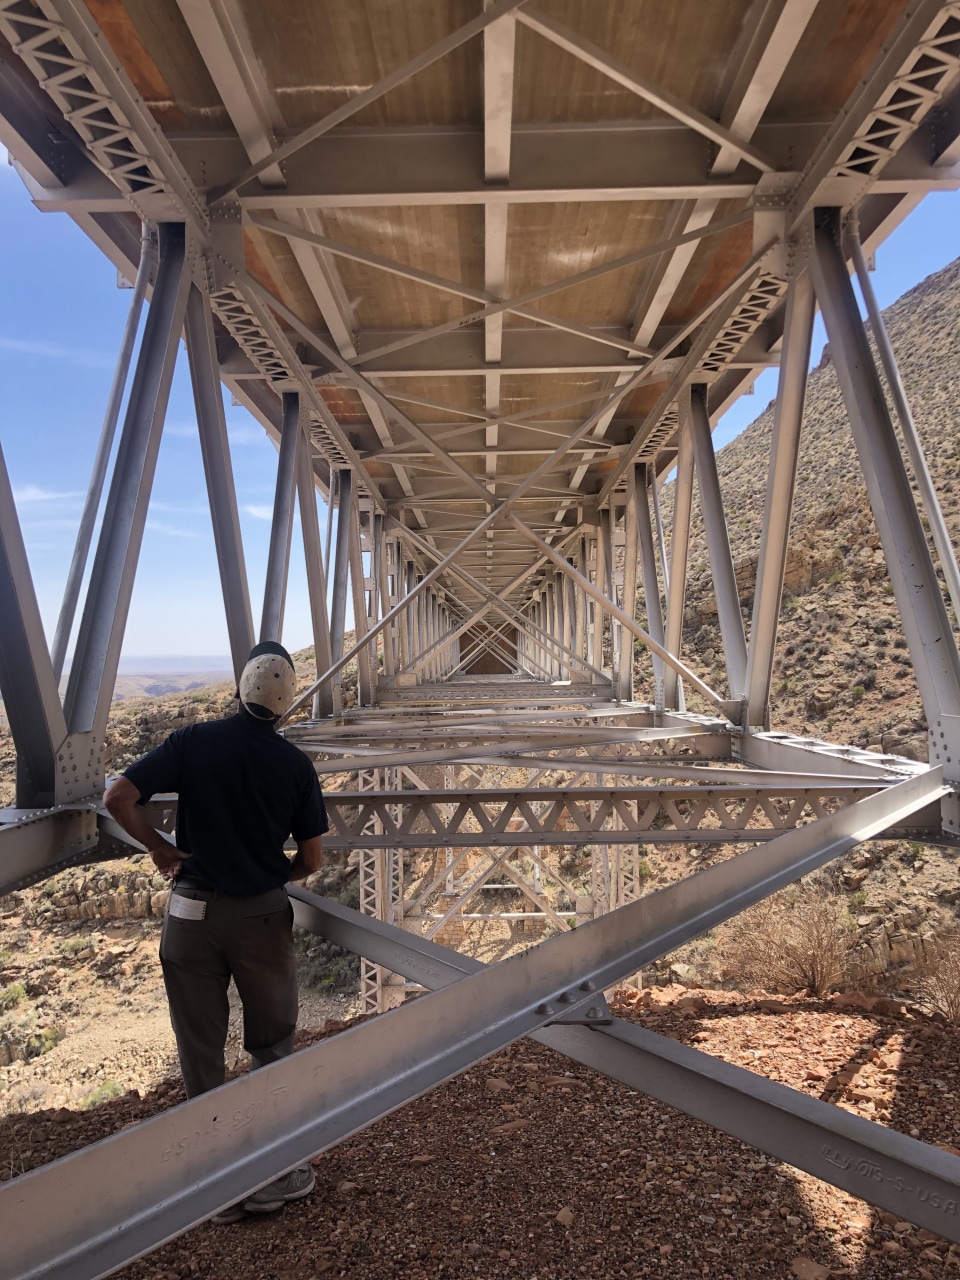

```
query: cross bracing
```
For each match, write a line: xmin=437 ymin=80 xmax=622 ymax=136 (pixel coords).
xmin=2 ymin=1 xmax=960 ymax=1274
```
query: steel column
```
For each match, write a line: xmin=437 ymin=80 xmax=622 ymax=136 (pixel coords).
xmin=323 ymin=470 xmax=337 ymax=586
xmin=51 ymin=223 xmax=155 ymax=681
xmin=0 ymin=442 xmax=69 ymax=807
xmin=328 ymin=468 xmax=353 ymax=710
xmin=399 ymin=561 xmax=414 ymax=670
xmin=347 ymin=491 xmax=374 ymax=705
xmin=259 ymin=391 xmax=300 ymax=643
xmin=328 ymin=469 xmax=352 ymax=662
xmin=687 ymin=384 xmax=748 ymax=699
xmin=296 ymin=436 xmax=334 ymax=719
xmin=64 ymin=223 xmax=192 ymax=741
xmin=745 ymin=267 xmax=816 ymax=727
xmin=663 ymin=424 xmax=694 ymax=710
xmin=850 ymin=227 xmax=960 ymax=627
xmin=184 ymin=283 xmax=255 ymax=681
xmin=621 ymin=478 xmax=640 ymax=701
xmin=600 ymin=508 xmax=618 ymax=684
xmin=589 ymin=533 xmax=602 ymax=674
xmin=636 ymin=465 xmax=666 ymax=708
xmin=376 ymin=520 xmax=395 ymax=679
xmin=810 ymin=210 xmax=960 ymax=744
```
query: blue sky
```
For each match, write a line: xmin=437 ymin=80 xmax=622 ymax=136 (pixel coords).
xmin=0 ymin=145 xmax=957 ymax=658
xmin=0 ymin=144 xmax=317 ymax=660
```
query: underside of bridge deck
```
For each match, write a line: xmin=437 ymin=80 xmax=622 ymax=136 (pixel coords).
xmin=2 ymin=2 xmax=960 ymax=1276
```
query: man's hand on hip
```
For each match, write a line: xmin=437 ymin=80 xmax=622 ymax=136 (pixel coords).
xmin=104 ymin=775 xmax=190 ymax=878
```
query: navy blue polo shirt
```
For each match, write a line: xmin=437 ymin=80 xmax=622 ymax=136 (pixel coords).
xmin=124 ymin=709 xmax=328 ymax=896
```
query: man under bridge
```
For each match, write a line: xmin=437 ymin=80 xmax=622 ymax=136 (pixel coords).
xmin=104 ymin=641 xmax=328 ymax=1223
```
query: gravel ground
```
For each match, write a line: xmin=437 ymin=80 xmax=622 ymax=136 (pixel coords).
xmin=3 ymin=988 xmax=959 ymax=1279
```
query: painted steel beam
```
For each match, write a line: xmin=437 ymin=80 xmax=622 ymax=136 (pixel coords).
xmin=259 ymin=392 xmax=300 ymax=643
xmin=849 ymin=226 xmax=960 ymax=629
xmin=296 ymin=436 xmax=334 ymax=718
xmin=662 ymin=423 xmax=693 ymax=711
xmin=810 ymin=210 xmax=960 ymax=744
xmin=51 ymin=225 xmax=156 ymax=682
xmin=0 ymin=807 xmax=99 ymax=897
xmin=184 ymin=284 xmax=255 ymax=680
xmin=63 ymin=223 xmax=191 ymax=743
xmin=0 ymin=441 xmax=68 ymax=807
xmin=2 ymin=0 xmax=207 ymax=230
xmin=36 ymin=111 xmax=950 ymax=217
xmin=249 ymin=208 xmax=748 ymax=352
xmin=516 ymin=7 xmax=774 ymax=171
xmin=687 ymin=386 xmax=748 ymax=699
xmin=739 ymin=728 xmax=931 ymax=781
xmin=184 ymin=125 xmax=763 ymax=210
xmin=785 ymin=0 xmax=960 ymax=231
xmin=0 ymin=770 xmax=945 ymax=1280
xmin=211 ymin=0 xmax=531 ymax=199
xmin=315 ymin=784 xmax=922 ymax=850
xmin=173 ymin=0 xmax=284 ymax=185
xmin=745 ymin=266 xmax=815 ymax=726
xmin=295 ymin=889 xmax=960 ymax=1240
xmin=545 ymin=1017 xmax=960 ymax=1239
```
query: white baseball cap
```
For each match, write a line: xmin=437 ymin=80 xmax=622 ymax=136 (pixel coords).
xmin=239 ymin=642 xmax=296 ymax=720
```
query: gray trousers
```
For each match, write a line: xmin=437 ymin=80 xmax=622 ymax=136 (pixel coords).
xmin=159 ymin=884 xmax=298 ymax=1098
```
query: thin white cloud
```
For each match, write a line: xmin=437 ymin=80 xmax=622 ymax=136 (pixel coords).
xmin=13 ymin=485 xmax=83 ymax=503
xmin=20 ymin=518 xmax=83 ymax=530
xmin=164 ymin=421 xmax=266 ymax=447
xmin=146 ymin=520 xmax=199 ymax=539
xmin=150 ymin=500 xmax=207 ymax=515
xmin=243 ymin=504 xmax=273 ymax=520
xmin=0 ymin=336 xmax=115 ymax=369
xmin=228 ymin=424 xmax=267 ymax=447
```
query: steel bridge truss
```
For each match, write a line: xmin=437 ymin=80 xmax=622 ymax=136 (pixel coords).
xmin=2 ymin=1 xmax=960 ymax=1277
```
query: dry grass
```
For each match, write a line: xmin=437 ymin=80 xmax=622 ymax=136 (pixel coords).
xmin=718 ymin=884 xmax=856 ymax=997
xmin=914 ymin=926 xmax=960 ymax=1024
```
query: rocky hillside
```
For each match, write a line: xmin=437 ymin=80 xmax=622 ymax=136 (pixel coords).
xmin=671 ymin=254 xmax=960 ymax=761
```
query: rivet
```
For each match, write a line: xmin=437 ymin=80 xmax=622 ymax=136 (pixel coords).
xmin=579 ymin=981 xmax=595 ymax=993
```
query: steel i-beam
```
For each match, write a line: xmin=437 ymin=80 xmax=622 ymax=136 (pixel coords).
xmin=184 ymin=282 xmax=255 ymax=680
xmin=745 ymin=265 xmax=815 ymax=727
xmin=810 ymin=210 xmax=960 ymax=765
xmin=64 ymin=222 xmax=192 ymax=745
xmin=260 ymin=391 xmax=300 ymax=642
xmin=51 ymin=223 xmax=156 ymax=681
xmin=0 ymin=769 xmax=946 ymax=1280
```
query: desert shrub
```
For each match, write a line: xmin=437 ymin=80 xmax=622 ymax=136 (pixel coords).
xmin=718 ymin=885 xmax=855 ymax=997
xmin=914 ymin=927 xmax=960 ymax=1025
xmin=0 ymin=983 xmax=25 ymax=1012
xmin=81 ymin=1080 xmax=123 ymax=1110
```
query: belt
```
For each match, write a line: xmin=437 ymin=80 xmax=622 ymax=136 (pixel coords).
xmin=171 ymin=874 xmax=215 ymax=892
xmin=171 ymin=875 xmax=286 ymax=901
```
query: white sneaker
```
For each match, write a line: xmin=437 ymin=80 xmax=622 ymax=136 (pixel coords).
xmin=243 ymin=1165 xmax=315 ymax=1214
